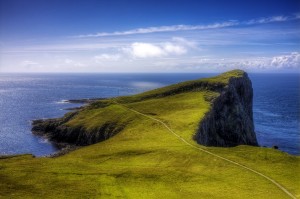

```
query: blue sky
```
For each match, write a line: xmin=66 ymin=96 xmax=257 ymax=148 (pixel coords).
xmin=0 ymin=0 xmax=299 ymax=73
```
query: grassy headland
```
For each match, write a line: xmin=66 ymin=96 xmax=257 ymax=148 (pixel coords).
xmin=0 ymin=70 xmax=299 ymax=198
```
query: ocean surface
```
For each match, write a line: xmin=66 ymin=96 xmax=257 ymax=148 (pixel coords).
xmin=0 ymin=73 xmax=299 ymax=156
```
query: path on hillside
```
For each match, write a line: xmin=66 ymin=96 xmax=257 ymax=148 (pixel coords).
xmin=114 ymin=100 xmax=297 ymax=199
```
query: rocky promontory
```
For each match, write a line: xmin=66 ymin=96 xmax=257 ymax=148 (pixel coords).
xmin=194 ymin=72 xmax=258 ymax=147
xmin=32 ymin=70 xmax=258 ymax=149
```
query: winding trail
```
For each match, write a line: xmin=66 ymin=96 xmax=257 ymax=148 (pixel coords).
xmin=114 ymin=100 xmax=297 ymax=199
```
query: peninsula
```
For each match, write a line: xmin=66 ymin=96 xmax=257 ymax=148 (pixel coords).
xmin=0 ymin=70 xmax=299 ymax=198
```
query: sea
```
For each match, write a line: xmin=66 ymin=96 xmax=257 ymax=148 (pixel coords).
xmin=0 ymin=73 xmax=299 ymax=156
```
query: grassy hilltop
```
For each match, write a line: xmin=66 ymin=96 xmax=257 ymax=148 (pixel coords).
xmin=0 ymin=70 xmax=299 ymax=199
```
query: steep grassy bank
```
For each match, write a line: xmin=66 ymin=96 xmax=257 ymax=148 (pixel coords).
xmin=0 ymin=70 xmax=299 ymax=198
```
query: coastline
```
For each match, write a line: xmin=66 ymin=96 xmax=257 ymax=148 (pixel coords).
xmin=32 ymin=98 xmax=101 ymax=157
xmin=31 ymin=70 xmax=260 ymax=156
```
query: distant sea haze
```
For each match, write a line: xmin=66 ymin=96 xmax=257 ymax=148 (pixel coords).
xmin=0 ymin=73 xmax=299 ymax=156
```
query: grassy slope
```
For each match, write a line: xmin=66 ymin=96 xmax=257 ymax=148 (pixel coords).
xmin=0 ymin=70 xmax=299 ymax=199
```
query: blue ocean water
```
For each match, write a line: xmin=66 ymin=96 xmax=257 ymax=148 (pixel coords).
xmin=249 ymin=73 xmax=300 ymax=155
xmin=0 ymin=73 xmax=299 ymax=156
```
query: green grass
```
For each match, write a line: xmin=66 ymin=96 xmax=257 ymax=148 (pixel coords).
xmin=0 ymin=70 xmax=299 ymax=199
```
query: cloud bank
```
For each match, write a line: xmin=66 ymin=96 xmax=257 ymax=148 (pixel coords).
xmin=150 ymin=52 xmax=300 ymax=72
xmin=215 ymin=52 xmax=300 ymax=70
xmin=270 ymin=52 xmax=300 ymax=69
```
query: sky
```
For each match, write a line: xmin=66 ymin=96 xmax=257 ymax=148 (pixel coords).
xmin=0 ymin=0 xmax=300 ymax=73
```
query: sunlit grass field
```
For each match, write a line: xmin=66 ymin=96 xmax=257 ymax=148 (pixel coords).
xmin=1 ymin=70 xmax=299 ymax=198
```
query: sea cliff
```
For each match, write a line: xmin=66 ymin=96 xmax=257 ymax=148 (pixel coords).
xmin=194 ymin=72 xmax=258 ymax=146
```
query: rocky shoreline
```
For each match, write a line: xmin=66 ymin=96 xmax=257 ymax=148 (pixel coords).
xmin=32 ymin=98 xmax=105 ymax=157
xmin=63 ymin=98 xmax=106 ymax=104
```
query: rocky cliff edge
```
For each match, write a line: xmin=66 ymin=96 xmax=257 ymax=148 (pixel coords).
xmin=194 ymin=71 xmax=258 ymax=147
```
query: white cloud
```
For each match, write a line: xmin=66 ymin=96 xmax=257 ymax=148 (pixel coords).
xmin=74 ymin=14 xmax=300 ymax=38
xmin=125 ymin=42 xmax=188 ymax=58
xmin=75 ymin=21 xmax=238 ymax=38
xmin=163 ymin=43 xmax=187 ymax=55
xmin=221 ymin=52 xmax=300 ymax=70
xmin=246 ymin=15 xmax=289 ymax=25
xmin=271 ymin=52 xmax=300 ymax=69
xmin=127 ymin=43 xmax=166 ymax=58
xmin=172 ymin=37 xmax=198 ymax=48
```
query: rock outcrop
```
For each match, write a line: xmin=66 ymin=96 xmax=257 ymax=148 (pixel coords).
xmin=32 ymin=112 xmax=125 ymax=146
xmin=194 ymin=72 xmax=258 ymax=147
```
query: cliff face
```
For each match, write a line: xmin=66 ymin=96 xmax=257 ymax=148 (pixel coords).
xmin=194 ymin=72 xmax=258 ymax=147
